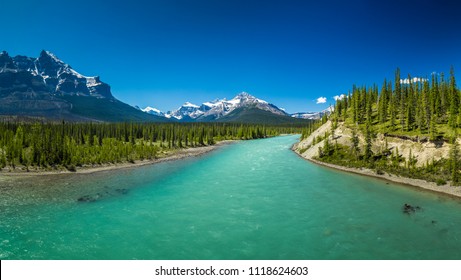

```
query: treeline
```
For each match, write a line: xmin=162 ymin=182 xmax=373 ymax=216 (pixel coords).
xmin=333 ymin=67 xmax=459 ymax=139
xmin=0 ymin=122 xmax=301 ymax=171
xmin=317 ymin=67 xmax=461 ymax=185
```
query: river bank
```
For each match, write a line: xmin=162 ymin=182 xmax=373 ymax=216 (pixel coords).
xmin=0 ymin=140 xmax=236 ymax=177
xmin=292 ymin=121 xmax=461 ymax=199
xmin=3 ymin=134 xmax=461 ymax=260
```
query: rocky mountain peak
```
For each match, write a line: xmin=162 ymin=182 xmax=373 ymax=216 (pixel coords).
xmin=37 ymin=50 xmax=69 ymax=77
xmin=0 ymin=51 xmax=15 ymax=71
xmin=0 ymin=50 xmax=113 ymax=99
xmin=235 ymin=91 xmax=252 ymax=99
xmin=143 ymin=91 xmax=288 ymax=120
xmin=39 ymin=50 xmax=63 ymax=62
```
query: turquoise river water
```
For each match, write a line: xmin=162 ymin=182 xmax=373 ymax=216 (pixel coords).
xmin=1 ymin=135 xmax=461 ymax=260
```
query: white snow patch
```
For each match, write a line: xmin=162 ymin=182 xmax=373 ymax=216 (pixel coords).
xmin=182 ymin=102 xmax=199 ymax=108
xmin=142 ymin=106 xmax=162 ymax=114
xmin=45 ymin=51 xmax=66 ymax=64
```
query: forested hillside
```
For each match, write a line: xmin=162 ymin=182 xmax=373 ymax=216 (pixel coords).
xmin=304 ymin=67 xmax=461 ymax=185
xmin=333 ymin=67 xmax=459 ymax=138
xmin=0 ymin=122 xmax=302 ymax=172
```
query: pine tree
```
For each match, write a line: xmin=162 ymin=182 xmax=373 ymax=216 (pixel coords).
xmin=364 ymin=120 xmax=373 ymax=161
xmin=422 ymin=79 xmax=430 ymax=132
xmin=440 ymin=72 xmax=447 ymax=118
xmin=351 ymin=126 xmax=360 ymax=158
xmin=450 ymin=133 xmax=460 ymax=185
xmin=432 ymin=74 xmax=441 ymax=118
xmin=395 ymin=68 xmax=401 ymax=109
xmin=405 ymin=78 xmax=415 ymax=131
xmin=366 ymin=89 xmax=373 ymax=122
xmin=448 ymin=66 xmax=458 ymax=128
xmin=429 ymin=114 xmax=436 ymax=141
xmin=378 ymin=79 xmax=388 ymax=124
xmin=389 ymin=87 xmax=396 ymax=130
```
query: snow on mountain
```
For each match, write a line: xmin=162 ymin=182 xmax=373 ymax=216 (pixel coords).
xmin=141 ymin=106 xmax=165 ymax=117
xmin=141 ymin=91 xmax=330 ymax=121
xmin=290 ymin=112 xmax=321 ymax=119
xmin=155 ymin=92 xmax=288 ymax=121
xmin=291 ymin=106 xmax=333 ymax=120
xmin=0 ymin=50 xmax=112 ymax=99
xmin=182 ymin=102 xmax=199 ymax=108
xmin=165 ymin=102 xmax=203 ymax=120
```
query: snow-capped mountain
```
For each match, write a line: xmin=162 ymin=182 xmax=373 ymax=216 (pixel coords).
xmin=0 ymin=50 xmax=112 ymax=99
xmin=142 ymin=92 xmax=288 ymax=121
xmin=0 ymin=50 xmax=168 ymax=122
xmin=168 ymin=102 xmax=204 ymax=120
xmin=290 ymin=106 xmax=333 ymax=120
xmin=141 ymin=106 xmax=165 ymax=117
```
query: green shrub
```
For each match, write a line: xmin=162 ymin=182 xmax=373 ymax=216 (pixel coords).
xmin=436 ymin=179 xmax=447 ymax=186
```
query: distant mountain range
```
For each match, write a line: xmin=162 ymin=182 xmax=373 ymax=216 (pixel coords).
xmin=1 ymin=50 xmax=329 ymax=123
xmin=290 ymin=107 xmax=333 ymax=120
xmin=139 ymin=92 xmax=331 ymax=122
xmin=141 ymin=92 xmax=287 ymax=121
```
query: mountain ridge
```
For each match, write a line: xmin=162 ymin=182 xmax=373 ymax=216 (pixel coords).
xmin=1 ymin=50 xmax=325 ymax=123
xmin=0 ymin=50 xmax=168 ymax=122
xmin=141 ymin=92 xmax=329 ymax=121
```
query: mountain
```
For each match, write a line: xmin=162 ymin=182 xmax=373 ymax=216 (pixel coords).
xmin=290 ymin=106 xmax=333 ymax=120
xmin=167 ymin=102 xmax=204 ymax=120
xmin=142 ymin=92 xmax=291 ymax=122
xmin=141 ymin=92 xmax=328 ymax=123
xmin=218 ymin=107 xmax=314 ymax=125
xmin=0 ymin=50 xmax=168 ymax=122
xmin=141 ymin=106 xmax=165 ymax=117
xmin=197 ymin=92 xmax=288 ymax=121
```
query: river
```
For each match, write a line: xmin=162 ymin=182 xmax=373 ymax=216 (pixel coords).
xmin=1 ymin=135 xmax=461 ymax=259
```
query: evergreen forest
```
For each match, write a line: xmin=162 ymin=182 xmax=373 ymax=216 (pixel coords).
xmin=0 ymin=122 xmax=306 ymax=172
xmin=311 ymin=67 xmax=461 ymax=185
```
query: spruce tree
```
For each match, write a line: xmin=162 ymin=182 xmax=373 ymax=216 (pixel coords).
xmin=422 ymin=79 xmax=430 ymax=132
xmin=448 ymin=66 xmax=458 ymax=128
xmin=389 ymin=88 xmax=396 ymax=130
xmin=351 ymin=126 xmax=360 ymax=158
xmin=364 ymin=120 xmax=373 ymax=161
xmin=450 ymin=133 xmax=460 ymax=185
xmin=429 ymin=114 xmax=437 ymax=141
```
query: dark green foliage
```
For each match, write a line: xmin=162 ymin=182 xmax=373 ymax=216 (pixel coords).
xmin=332 ymin=68 xmax=460 ymax=141
xmin=0 ymin=122 xmax=298 ymax=171
xmin=351 ymin=126 xmax=360 ymax=158
xmin=436 ymin=179 xmax=447 ymax=186
xmin=364 ymin=120 xmax=373 ymax=160
xmin=449 ymin=133 xmax=461 ymax=185
xmin=317 ymin=67 xmax=461 ymax=186
xmin=218 ymin=107 xmax=311 ymax=125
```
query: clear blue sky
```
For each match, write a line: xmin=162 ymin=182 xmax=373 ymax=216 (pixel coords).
xmin=2 ymin=0 xmax=461 ymax=113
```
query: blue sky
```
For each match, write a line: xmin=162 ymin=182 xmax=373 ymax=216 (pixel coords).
xmin=2 ymin=0 xmax=461 ymax=113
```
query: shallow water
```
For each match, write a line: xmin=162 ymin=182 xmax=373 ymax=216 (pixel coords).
xmin=1 ymin=135 xmax=461 ymax=259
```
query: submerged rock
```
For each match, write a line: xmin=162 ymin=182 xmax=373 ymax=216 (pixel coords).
xmin=77 ymin=188 xmax=129 ymax=203
xmin=402 ymin=203 xmax=422 ymax=214
xmin=115 ymin=188 xmax=129 ymax=195
xmin=77 ymin=195 xmax=97 ymax=203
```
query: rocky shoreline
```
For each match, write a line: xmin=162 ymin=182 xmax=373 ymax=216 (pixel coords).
xmin=292 ymin=121 xmax=461 ymax=199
